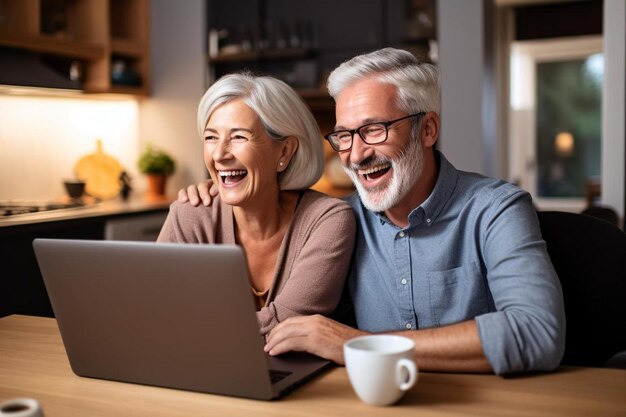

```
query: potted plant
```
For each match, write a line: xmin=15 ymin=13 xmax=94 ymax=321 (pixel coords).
xmin=138 ymin=144 xmax=176 ymax=195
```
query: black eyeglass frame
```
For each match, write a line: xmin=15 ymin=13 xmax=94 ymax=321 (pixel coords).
xmin=323 ymin=112 xmax=426 ymax=152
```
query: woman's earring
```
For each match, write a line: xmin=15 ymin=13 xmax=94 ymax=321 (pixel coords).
xmin=279 ymin=161 xmax=284 ymax=167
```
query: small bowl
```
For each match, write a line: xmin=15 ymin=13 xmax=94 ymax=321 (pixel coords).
xmin=63 ymin=179 xmax=86 ymax=199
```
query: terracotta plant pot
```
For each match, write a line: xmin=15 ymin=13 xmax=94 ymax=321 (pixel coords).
xmin=146 ymin=174 xmax=167 ymax=195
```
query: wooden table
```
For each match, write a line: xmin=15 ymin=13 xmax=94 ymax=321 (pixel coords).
xmin=1 ymin=315 xmax=624 ymax=417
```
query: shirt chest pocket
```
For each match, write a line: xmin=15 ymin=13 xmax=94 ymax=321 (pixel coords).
xmin=425 ymin=262 xmax=491 ymax=327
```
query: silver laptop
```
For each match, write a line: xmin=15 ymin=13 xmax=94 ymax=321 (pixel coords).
xmin=33 ymin=238 xmax=332 ymax=400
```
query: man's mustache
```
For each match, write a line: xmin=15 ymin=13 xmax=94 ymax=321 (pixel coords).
xmin=346 ymin=156 xmax=391 ymax=172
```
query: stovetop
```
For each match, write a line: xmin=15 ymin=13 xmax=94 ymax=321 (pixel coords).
xmin=0 ymin=201 xmax=86 ymax=217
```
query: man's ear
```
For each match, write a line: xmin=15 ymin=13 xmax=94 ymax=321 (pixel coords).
xmin=278 ymin=136 xmax=299 ymax=172
xmin=421 ymin=112 xmax=440 ymax=148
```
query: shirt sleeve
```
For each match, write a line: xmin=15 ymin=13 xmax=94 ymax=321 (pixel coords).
xmin=475 ymin=189 xmax=566 ymax=374
xmin=256 ymin=198 xmax=356 ymax=336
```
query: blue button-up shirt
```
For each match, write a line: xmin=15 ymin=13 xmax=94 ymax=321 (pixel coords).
xmin=346 ymin=152 xmax=565 ymax=374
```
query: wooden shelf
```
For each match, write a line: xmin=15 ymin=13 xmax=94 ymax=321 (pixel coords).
xmin=297 ymin=88 xmax=335 ymax=111
xmin=86 ymin=84 xmax=149 ymax=96
xmin=0 ymin=0 xmax=150 ymax=96
xmin=110 ymin=38 xmax=146 ymax=57
xmin=0 ymin=30 xmax=103 ymax=60
xmin=209 ymin=48 xmax=314 ymax=63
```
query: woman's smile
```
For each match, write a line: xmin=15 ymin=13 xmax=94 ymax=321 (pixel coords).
xmin=218 ymin=169 xmax=248 ymax=186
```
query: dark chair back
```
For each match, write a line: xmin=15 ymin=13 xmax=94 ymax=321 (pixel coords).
xmin=537 ymin=211 xmax=626 ymax=367
xmin=581 ymin=205 xmax=620 ymax=228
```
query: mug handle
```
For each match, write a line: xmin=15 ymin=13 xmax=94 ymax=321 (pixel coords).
xmin=395 ymin=358 xmax=417 ymax=391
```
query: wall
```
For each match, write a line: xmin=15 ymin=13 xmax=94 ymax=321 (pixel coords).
xmin=437 ymin=0 xmax=499 ymax=177
xmin=0 ymin=94 xmax=139 ymax=201
xmin=139 ymin=0 xmax=207 ymax=194
xmin=602 ymin=0 xmax=625 ymax=219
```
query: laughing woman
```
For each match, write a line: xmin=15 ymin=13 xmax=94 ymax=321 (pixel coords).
xmin=157 ymin=73 xmax=356 ymax=337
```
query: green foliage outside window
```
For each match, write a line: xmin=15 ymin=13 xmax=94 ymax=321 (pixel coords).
xmin=535 ymin=55 xmax=602 ymax=198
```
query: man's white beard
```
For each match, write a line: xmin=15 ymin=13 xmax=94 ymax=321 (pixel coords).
xmin=343 ymin=136 xmax=424 ymax=213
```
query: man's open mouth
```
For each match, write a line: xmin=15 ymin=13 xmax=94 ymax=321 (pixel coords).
xmin=360 ymin=163 xmax=391 ymax=181
xmin=219 ymin=170 xmax=247 ymax=185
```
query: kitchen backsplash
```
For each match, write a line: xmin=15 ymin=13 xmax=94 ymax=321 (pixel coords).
xmin=0 ymin=94 xmax=140 ymax=201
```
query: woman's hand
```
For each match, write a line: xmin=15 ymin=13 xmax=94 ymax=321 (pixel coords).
xmin=177 ymin=180 xmax=218 ymax=206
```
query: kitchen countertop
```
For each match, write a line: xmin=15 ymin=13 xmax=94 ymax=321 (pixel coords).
xmin=0 ymin=195 xmax=174 ymax=228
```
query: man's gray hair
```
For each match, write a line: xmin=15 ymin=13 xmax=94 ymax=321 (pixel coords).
xmin=197 ymin=72 xmax=324 ymax=190
xmin=327 ymin=47 xmax=440 ymax=116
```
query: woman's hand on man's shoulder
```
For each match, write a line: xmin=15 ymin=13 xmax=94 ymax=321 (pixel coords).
xmin=177 ymin=180 xmax=217 ymax=207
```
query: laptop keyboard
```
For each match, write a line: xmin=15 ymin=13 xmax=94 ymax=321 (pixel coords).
xmin=269 ymin=369 xmax=292 ymax=384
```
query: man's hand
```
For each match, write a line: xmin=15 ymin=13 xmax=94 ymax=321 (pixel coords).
xmin=177 ymin=180 xmax=217 ymax=207
xmin=264 ymin=315 xmax=366 ymax=365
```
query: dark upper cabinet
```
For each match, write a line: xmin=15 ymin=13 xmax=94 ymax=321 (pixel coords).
xmin=206 ymin=0 xmax=436 ymax=94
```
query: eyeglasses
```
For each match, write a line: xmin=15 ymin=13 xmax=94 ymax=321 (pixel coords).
xmin=323 ymin=112 xmax=425 ymax=152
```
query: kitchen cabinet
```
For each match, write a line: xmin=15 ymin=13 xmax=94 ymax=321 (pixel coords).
xmin=0 ymin=216 xmax=105 ymax=318
xmin=207 ymin=0 xmax=436 ymax=100
xmin=0 ymin=0 xmax=150 ymax=95
xmin=0 ymin=208 xmax=168 ymax=318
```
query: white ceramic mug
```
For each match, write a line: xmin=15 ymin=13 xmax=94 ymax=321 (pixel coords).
xmin=343 ymin=335 xmax=418 ymax=406
xmin=0 ymin=398 xmax=44 ymax=417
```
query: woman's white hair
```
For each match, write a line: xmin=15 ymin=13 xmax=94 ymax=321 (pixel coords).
xmin=327 ymin=47 xmax=440 ymax=116
xmin=197 ymin=72 xmax=324 ymax=190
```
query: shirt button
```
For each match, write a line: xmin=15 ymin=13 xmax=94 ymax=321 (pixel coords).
xmin=405 ymin=323 xmax=412 ymax=329
xmin=398 ymin=231 xmax=405 ymax=238
xmin=401 ymin=278 xmax=408 ymax=285
xmin=426 ymin=218 xmax=432 ymax=224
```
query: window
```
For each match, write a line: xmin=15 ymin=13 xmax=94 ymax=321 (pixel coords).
xmin=536 ymin=54 xmax=603 ymax=198
xmin=509 ymin=36 xmax=603 ymax=211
